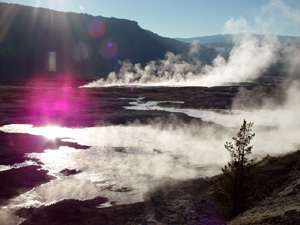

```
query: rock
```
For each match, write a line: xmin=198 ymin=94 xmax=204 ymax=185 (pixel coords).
xmin=228 ymin=150 xmax=300 ymax=225
xmin=0 ymin=165 xmax=54 ymax=205
xmin=59 ymin=169 xmax=81 ymax=176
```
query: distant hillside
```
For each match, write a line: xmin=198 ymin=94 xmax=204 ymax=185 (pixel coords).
xmin=2 ymin=3 xmax=296 ymax=82
xmin=177 ymin=34 xmax=300 ymax=77
xmin=0 ymin=3 xmax=194 ymax=81
xmin=176 ymin=34 xmax=300 ymax=45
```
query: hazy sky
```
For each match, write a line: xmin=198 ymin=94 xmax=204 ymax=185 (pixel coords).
xmin=1 ymin=0 xmax=299 ymax=38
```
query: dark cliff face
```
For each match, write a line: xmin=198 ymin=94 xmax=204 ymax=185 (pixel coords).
xmin=0 ymin=3 xmax=190 ymax=81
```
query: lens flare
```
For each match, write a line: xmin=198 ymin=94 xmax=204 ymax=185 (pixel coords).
xmin=72 ymin=42 xmax=89 ymax=62
xmin=87 ymin=19 xmax=106 ymax=39
xmin=25 ymin=82 xmax=88 ymax=126
xmin=34 ymin=126 xmax=63 ymax=139
xmin=100 ymin=41 xmax=118 ymax=60
xmin=79 ymin=5 xmax=85 ymax=13
xmin=48 ymin=51 xmax=57 ymax=72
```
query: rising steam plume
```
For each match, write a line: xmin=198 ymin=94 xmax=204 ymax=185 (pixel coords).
xmin=85 ymin=1 xmax=300 ymax=88
xmin=1 ymin=1 xmax=300 ymax=224
xmin=85 ymin=32 xmax=283 ymax=87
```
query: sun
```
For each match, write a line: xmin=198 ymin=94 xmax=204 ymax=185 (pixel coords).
xmin=42 ymin=0 xmax=84 ymax=14
xmin=33 ymin=0 xmax=67 ymax=12
xmin=30 ymin=126 xmax=83 ymax=141
xmin=34 ymin=126 xmax=64 ymax=140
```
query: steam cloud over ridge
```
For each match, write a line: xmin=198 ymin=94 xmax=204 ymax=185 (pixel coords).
xmin=1 ymin=1 xmax=300 ymax=224
xmin=85 ymin=32 xmax=283 ymax=87
xmin=86 ymin=0 xmax=300 ymax=88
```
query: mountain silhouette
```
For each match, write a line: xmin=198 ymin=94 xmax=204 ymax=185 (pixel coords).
xmin=0 ymin=3 xmax=195 ymax=81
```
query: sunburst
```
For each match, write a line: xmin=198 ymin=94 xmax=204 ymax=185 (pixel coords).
xmin=33 ymin=0 xmax=68 ymax=12
xmin=33 ymin=126 xmax=64 ymax=139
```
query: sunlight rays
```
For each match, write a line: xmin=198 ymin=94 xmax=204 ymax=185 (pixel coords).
xmin=32 ymin=0 xmax=42 ymax=8
xmin=33 ymin=126 xmax=65 ymax=139
xmin=33 ymin=0 xmax=67 ymax=12
xmin=0 ymin=4 xmax=20 ymax=43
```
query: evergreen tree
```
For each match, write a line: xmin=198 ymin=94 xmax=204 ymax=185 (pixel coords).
xmin=214 ymin=119 xmax=256 ymax=219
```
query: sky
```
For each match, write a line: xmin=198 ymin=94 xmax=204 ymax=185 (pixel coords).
xmin=0 ymin=0 xmax=300 ymax=38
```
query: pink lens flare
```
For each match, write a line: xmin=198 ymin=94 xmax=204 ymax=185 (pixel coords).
xmin=25 ymin=76 xmax=89 ymax=126
xmin=87 ymin=19 xmax=106 ymax=39
xmin=100 ymin=40 xmax=118 ymax=60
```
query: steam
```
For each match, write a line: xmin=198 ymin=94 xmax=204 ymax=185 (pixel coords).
xmin=1 ymin=82 xmax=300 ymax=225
xmin=254 ymin=0 xmax=300 ymax=36
xmin=0 ymin=121 xmax=231 ymax=225
xmin=84 ymin=1 xmax=299 ymax=88
xmin=85 ymin=33 xmax=280 ymax=87
xmin=223 ymin=17 xmax=253 ymax=34
xmin=0 ymin=160 xmax=37 ymax=172
xmin=1 ymin=78 xmax=300 ymax=223
xmin=0 ymin=209 xmax=21 ymax=225
xmin=232 ymin=81 xmax=300 ymax=153
xmin=122 ymin=82 xmax=300 ymax=156
xmin=1 ymin=1 xmax=299 ymax=224
xmin=281 ymin=43 xmax=300 ymax=77
xmin=1 ymin=87 xmax=300 ymax=215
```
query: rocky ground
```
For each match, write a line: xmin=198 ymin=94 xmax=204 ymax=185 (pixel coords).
xmin=0 ymin=131 xmax=89 ymax=205
xmin=1 ymin=76 xmax=298 ymax=224
xmin=229 ymin=150 xmax=300 ymax=225
xmin=11 ymin=150 xmax=300 ymax=225
xmin=0 ymin=76 xmax=285 ymax=127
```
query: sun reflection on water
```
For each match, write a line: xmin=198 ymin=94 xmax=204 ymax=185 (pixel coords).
xmin=0 ymin=122 xmax=226 ymax=220
xmin=33 ymin=126 xmax=64 ymax=139
xmin=0 ymin=124 xmax=84 ymax=141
